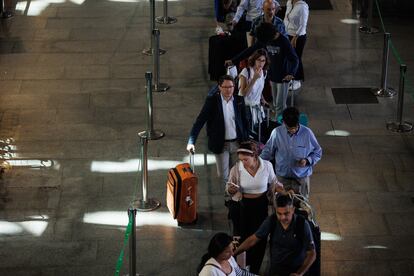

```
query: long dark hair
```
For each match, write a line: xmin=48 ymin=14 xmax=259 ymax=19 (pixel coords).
xmin=196 ymin=232 xmax=233 ymax=273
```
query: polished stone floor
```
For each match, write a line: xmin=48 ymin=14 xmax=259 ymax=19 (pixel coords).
xmin=0 ymin=0 xmax=413 ymax=275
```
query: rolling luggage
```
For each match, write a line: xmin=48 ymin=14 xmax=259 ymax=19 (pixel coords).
xmin=276 ymin=81 xmax=309 ymax=126
xmin=208 ymin=34 xmax=229 ymax=81
xmin=166 ymin=153 xmax=197 ymax=224
xmin=208 ymin=32 xmax=247 ymax=81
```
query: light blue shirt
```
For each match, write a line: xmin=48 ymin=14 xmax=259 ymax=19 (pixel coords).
xmin=234 ymin=0 xmax=264 ymax=22
xmin=260 ymin=124 xmax=322 ymax=178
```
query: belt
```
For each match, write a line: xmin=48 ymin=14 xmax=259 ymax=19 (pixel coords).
xmin=225 ymin=138 xmax=237 ymax=142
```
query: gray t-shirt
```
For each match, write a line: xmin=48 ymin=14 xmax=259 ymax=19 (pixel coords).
xmin=255 ymin=214 xmax=315 ymax=274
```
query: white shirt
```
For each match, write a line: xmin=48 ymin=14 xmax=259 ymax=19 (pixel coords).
xmin=199 ymin=256 xmax=239 ymax=276
xmin=221 ymin=94 xmax=237 ymax=140
xmin=284 ymin=0 xmax=309 ymax=36
xmin=238 ymin=67 xmax=265 ymax=106
xmin=239 ymin=157 xmax=282 ymax=194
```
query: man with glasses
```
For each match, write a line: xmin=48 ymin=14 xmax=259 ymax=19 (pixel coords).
xmin=260 ymin=107 xmax=322 ymax=199
xmin=187 ymin=75 xmax=249 ymax=185
xmin=234 ymin=194 xmax=316 ymax=276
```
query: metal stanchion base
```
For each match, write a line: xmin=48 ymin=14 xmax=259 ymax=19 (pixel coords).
xmin=138 ymin=130 xmax=165 ymax=140
xmin=142 ymin=48 xmax=166 ymax=56
xmin=133 ymin=198 xmax=161 ymax=212
xmin=372 ymin=87 xmax=397 ymax=97
xmin=359 ymin=25 xmax=379 ymax=34
xmin=386 ymin=121 xmax=413 ymax=133
xmin=153 ymin=83 xmax=170 ymax=93
xmin=155 ymin=16 xmax=177 ymax=24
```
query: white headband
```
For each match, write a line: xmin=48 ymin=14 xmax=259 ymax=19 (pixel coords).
xmin=237 ymin=149 xmax=254 ymax=154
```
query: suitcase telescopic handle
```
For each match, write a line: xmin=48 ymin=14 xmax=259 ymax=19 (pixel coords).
xmin=189 ymin=150 xmax=195 ymax=173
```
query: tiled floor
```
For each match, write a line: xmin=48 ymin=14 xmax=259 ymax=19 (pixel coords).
xmin=0 ymin=0 xmax=413 ymax=275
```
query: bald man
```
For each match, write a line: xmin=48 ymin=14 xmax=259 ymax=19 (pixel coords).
xmin=250 ymin=0 xmax=287 ymax=42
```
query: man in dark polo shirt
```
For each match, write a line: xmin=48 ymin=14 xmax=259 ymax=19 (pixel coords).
xmin=234 ymin=194 xmax=316 ymax=275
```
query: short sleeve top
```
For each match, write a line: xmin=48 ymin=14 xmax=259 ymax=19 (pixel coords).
xmin=238 ymin=67 xmax=265 ymax=106
xmin=239 ymin=157 xmax=279 ymax=194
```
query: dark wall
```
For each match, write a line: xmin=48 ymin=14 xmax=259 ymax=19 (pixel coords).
xmin=353 ymin=0 xmax=414 ymax=17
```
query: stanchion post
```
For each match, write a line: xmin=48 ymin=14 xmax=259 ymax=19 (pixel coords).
xmin=134 ymin=135 xmax=161 ymax=211
xmin=359 ymin=0 xmax=379 ymax=34
xmin=135 ymin=72 xmax=163 ymax=211
xmin=128 ymin=208 xmax=137 ymax=276
xmin=156 ymin=0 xmax=177 ymax=24
xmin=386 ymin=64 xmax=413 ymax=133
xmin=140 ymin=72 xmax=165 ymax=140
xmin=152 ymin=29 xmax=170 ymax=92
xmin=142 ymin=0 xmax=166 ymax=56
xmin=373 ymin=32 xmax=396 ymax=97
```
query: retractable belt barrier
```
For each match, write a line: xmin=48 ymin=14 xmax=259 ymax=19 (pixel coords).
xmin=372 ymin=0 xmax=413 ymax=132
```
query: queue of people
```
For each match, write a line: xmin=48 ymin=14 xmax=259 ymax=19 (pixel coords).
xmin=193 ymin=1 xmax=318 ymax=275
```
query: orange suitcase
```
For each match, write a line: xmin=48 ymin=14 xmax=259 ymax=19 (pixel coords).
xmin=166 ymin=154 xmax=197 ymax=224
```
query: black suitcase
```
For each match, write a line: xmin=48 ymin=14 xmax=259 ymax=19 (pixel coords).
xmin=208 ymin=35 xmax=228 ymax=81
xmin=208 ymin=32 xmax=247 ymax=81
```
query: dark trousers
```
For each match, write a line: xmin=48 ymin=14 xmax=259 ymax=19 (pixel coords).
xmin=288 ymin=34 xmax=307 ymax=81
xmin=270 ymin=265 xmax=298 ymax=276
xmin=240 ymin=194 xmax=268 ymax=274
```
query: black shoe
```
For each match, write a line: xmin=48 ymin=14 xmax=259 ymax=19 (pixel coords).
xmin=2 ymin=11 xmax=14 ymax=19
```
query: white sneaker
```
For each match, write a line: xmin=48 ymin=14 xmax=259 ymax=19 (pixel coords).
xmin=292 ymin=80 xmax=301 ymax=90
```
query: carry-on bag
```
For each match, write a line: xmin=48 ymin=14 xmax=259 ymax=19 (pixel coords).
xmin=208 ymin=32 xmax=247 ymax=81
xmin=166 ymin=153 xmax=197 ymax=224
xmin=276 ymin=81 xmax=308 ymax=126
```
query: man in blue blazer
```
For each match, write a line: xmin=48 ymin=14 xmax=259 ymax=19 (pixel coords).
xmin=187 ymin=75 xmax=249 ymax=185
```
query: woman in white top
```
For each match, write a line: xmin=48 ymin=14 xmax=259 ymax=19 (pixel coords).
xmin=226 ymin=141 xmax=285 ymax=274
xmin=198 ymin=232 xmax=257 ymax=276
xmin=238 ymin=49 xmax=270 ymax=137
xmin=283 ymin=0 xmax=309 ymax=90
